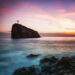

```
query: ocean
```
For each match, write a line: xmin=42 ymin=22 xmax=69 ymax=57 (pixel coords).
xmin=0 ymin=33 xmax=75 ymax=75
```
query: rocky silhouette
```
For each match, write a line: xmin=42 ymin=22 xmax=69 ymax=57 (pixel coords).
xmin=13 ymin=56 xmax=75 ymax=75
xmin=27 ymin=54 xmax=40 ymax=58
xmin=11 ymin=23 xmax=40 ymax=38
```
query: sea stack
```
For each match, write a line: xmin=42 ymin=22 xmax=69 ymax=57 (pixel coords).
xmin=11 ymin=23 xmax=40 ymax=38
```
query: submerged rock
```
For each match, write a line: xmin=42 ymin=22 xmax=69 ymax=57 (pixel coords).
xmin=11 ymin=23 xmax=40 ymax=38
xmin=27 ymin=54 xmax=40 ymax=58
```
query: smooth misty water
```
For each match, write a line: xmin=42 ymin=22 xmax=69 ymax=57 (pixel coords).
xmin=0 ymin=34 xmax=75 ymax=75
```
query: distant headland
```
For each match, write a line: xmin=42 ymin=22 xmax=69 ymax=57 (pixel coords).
xmin=11 ymin=23 xmax=40 ymax=38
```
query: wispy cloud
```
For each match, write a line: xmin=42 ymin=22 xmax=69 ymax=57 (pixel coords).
xmin=0 ymin=8 xmax=15 ymax=14
xmin=59 ymin=12 xmax=75 ymax=16
xmin=57 ymin=9 xmax=66 ymax=13
xmin=0 ymin=0 xmax=75 ymax=33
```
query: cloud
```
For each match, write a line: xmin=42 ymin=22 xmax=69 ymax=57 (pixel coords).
xmin=0 ymin=8 xmax=16 ymax=14
xmin=59 ymin=12 xmax=75 ymax=16
xmin=57 ymin=9 xmax=66 ymax=13
xmin=0 ymin=0 xmax=75 ymax=33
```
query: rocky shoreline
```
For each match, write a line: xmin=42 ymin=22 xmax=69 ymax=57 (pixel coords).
xmin=13 ymin=55 xmax=75 ymax=75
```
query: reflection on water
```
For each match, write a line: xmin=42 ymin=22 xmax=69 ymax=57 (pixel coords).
xmin=0 ymin=35 xmax=75 ymax=75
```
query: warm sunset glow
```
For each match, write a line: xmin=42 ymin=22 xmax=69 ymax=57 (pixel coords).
xmin=64 ymin=32 xmax=75 ymax=35
xmin=0 ymin=0 xmax=75 ymax=33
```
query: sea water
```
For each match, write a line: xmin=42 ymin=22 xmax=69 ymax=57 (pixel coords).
xmin=0 ymin=33 xmax=75 ymax=75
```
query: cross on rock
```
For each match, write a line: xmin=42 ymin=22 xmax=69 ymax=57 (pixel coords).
xmin=17 ymin=20 xmax=19 ymax=24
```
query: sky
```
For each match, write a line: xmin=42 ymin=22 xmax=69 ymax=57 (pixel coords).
xmin=0 ymin=0 xmax=75 ymax=33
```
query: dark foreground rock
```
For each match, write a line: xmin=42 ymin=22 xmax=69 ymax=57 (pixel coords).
xmin=13 ymin=66 xmax=41 ymax=75
xmin=40 ymin=56 xmax=58 ymax=64
xmin=27 ymin=54 xmax=40 ymax=58
xmin=11 ymin=23 xmax=40 ymax=38
xmin=13 ymin=56 xmax=75 ymax=75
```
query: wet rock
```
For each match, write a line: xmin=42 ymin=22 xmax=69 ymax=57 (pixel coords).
xmin=40 ymin=58 xmax=50 ymax=63
xmin=69 ymin=56 xmax=75 ymax=74
xmin=13 ymin=67 xmax=30 ymax=75
xmin=41 ymin=65 xmax=51 ymax=75
xmin=13 ymin=66 xmax=40 ymax=75
xmin=27 ymin=54 xmax=40 ymax=58
xmin=40 ymin=56 xmax=58 ymax=64
xmin=51 ymin=57 xmax=73 ymax=75
xmin=13 ymin=56 xmax=75 ymax=75
xmin=11 ymin=23 xmax=40 ymax=38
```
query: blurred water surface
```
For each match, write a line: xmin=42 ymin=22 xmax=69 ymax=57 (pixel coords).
xmin=0 ymin=34 xmax=75 ymax=75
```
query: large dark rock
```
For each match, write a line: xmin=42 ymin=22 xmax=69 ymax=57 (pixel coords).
xmin=11 ymin=23 xmax=40 ymax=38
